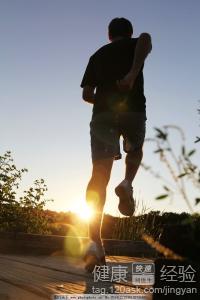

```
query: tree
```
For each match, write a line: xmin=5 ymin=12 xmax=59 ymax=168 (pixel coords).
xmin=0 ymin=151 xmax=52 ymax=233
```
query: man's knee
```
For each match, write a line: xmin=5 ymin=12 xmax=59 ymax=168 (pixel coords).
xmin=91 ymin=158 xmax=113 ymax=185
xmin=126 ymin=147 xmax=143 ymax=165
xmin=89 ymin=171 xmax=110 ymax=189
xmin=86 ymin=186 xmax=102 ymax=206
xmin=86 ymin=173 xmax=109 ymax=207
xmin=86 ymin=158 xmax=113 ymax=207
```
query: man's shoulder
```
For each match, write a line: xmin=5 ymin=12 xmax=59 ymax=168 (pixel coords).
xmin=91 ymin=38 xmax=139 ymax=60
xmin=91 ymin=43 xmax=112 ymax=58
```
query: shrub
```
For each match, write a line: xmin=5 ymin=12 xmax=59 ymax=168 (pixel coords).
xmin=0 ymin=151 xmax=51 ymax=234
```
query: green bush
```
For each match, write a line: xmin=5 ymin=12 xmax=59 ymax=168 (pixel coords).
xmin=0 ymin=151 xmax=51 ymax=234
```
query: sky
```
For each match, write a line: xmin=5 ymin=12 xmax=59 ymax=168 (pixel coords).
xmin=0 ymin=0 xmax=200 ymax=216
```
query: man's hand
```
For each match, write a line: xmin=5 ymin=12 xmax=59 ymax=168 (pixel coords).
xmin=116 ymin=71 xmax=136 ymax=92
xmin=82 ymin=86 xmax=95 ymax=104
xmin=117 ymin=32 xmax=152 ymax=92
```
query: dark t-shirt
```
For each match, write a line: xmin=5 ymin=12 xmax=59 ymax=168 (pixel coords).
xmin=81 ymin=37 xmax=146 ymax=115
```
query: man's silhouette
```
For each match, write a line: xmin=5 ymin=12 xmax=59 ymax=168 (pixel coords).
xmin=81 ymin=18 xmax=152 ymax=272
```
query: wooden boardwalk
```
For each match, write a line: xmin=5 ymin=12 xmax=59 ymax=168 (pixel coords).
xmin=0 ymin=254 xmax=153 ymax=300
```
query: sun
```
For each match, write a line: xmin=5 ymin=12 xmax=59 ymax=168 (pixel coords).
xmin=77 ymin=204 xmax=93 ymax=221
xmin=70 ymin=200 xmax=94 ymax=221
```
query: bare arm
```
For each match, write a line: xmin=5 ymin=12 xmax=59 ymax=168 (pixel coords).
xmin=117 ymin=33 xmax=152 ymax=91
xmin=82 ymin=86 xmax=95 ymax=104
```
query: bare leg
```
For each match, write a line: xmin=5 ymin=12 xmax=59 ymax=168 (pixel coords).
xmin=125 ymin=148 xmax=143 ymax=184
xmin=86 ymin=158 xmax=113 ymax=244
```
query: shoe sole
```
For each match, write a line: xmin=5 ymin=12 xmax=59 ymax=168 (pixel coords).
xmin=115 ymin=185 xmax=135 ymax=217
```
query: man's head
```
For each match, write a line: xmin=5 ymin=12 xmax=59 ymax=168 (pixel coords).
xmin=108 ymin=18 xmax=133 ymax=41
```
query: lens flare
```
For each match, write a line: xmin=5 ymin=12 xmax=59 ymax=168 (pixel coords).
xmin=70 ymin=199 xmax=94 ymax=221
xmin=64 ymin=225 xmax=83 ymax=257
xmin=77 ymin=203 xmax=94 ymax=221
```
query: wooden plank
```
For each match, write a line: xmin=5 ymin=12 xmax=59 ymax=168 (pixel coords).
xmin=0 ymin=256 xmax=86 ymax=295
xmin=0 ymin=280 xmax=47 ymax=300
xmin=0 ymin=254 xmax=153 ymax=300
xmin=0 ymin=254 xmax=153 ymax=280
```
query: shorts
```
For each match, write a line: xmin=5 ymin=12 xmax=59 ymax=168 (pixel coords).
xmin=90 ymin=111 xmax=147 ymax=161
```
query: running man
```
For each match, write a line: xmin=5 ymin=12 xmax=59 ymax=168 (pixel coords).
xmin=80 ymin=18 xmax=152 ymax=272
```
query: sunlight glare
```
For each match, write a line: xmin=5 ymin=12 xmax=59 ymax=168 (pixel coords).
xmin=70 ymin=200 xmax=94 ymax=221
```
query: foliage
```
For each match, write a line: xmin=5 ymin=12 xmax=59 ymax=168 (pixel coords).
xmin=46 ymin=211 xmax=88 ymax=237
xmin=195 ymin=104 xmax=200 ymax=143
xmin=112 ymin=211 xmax=200 ymax=240
xmin=142 ymin=126 xmax=200 ymax=212
xmin=112 ymin=211 xmax=200 ymax=261
xmin=113 ymin=211 xmax=162 ymax=241
xmin=0 ymin=151 xmax=51 ymax=234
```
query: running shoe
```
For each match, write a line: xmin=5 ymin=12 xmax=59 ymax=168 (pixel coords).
xmin=115 ymin=180 xmax=135 ymax=216
xmin=84 ymin=241 xmax=106 ymax=273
